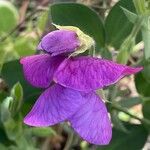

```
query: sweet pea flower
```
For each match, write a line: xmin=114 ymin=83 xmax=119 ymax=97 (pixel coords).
xmin=20 ymin=26 xmax=142 ymax=145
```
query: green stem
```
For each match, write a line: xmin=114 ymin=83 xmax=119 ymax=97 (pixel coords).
xmin=63 ymin=132 xmax=74 ymax=150
xmin=117 ymin=17 xmax=143 ymax=64
xmin=107 ymin=102 xmax=150 ymax=126
xmin=98 ymin=89 xmax=150 ymax=126
xmin=133 ymin=0 xmax=146 ymax=15
xmin=130 ymin=17 xmax=144 ymax=37
xmin=142 ymin=27 xmax=150 ymax=60
xmin=109 ymin=86 xmax=118 ymax=102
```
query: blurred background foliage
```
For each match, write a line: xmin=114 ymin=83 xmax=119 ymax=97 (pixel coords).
xmin=0 ymin=0 xmax=150 ymax=149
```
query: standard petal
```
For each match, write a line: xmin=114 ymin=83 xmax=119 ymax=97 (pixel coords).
xmin=20 ymin=54 xmax=65 ymax=88
xmin=69 ymin=92 xmax=112 ymax=145
xmin=24 ymin=84 xmax=87 ymax=127
xmin=54 ymin=56 xmax=143 ymax=91
xmin=37 ymin=30 xmax=80 ymax=56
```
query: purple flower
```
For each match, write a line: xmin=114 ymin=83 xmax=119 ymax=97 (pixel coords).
xmin=20 ymin=28 xmax=142 ymax=145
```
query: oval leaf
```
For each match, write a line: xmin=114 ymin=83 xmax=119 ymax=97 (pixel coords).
xmin=135 ymin=72 xmax=150 ymax=97
xmin=0 ymin=0 xmax=18 ymax=34
xmin=105 ymin=0 xmax=136 ymax=49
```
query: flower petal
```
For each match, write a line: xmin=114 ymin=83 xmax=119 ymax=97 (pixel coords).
xmin=69 ymin=92 xmax=112 ymax=145
xmin=24 ymin=84 xmax=87 ymax=127
xmin=20 ymin=54 xmax=65 ymax=88
xmin=54 ymin=56 xmax=143 ymax=91
xmin=37 ymin=30 xmax=80 ymax=56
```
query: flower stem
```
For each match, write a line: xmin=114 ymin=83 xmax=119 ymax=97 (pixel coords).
xmin=117 ymin=17 xmax=143 ymax=64
xmin=142 ymin=24 xmax=150 ymax=60
xmin=109 ymin=86 xmax=118 ymax=102
xmin=63 ymin=132 xmax=74 ymax=150
xmin=107 ymin=102 xmax=150 ymax=126
xmin=133 ymin=0 xmax=147 ymax=15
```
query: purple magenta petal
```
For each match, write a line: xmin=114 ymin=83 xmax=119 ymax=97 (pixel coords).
xmin=54 ymin=56 xmax=143 ymax=91
xmin=20 ymin=54 xmax=65 ymax=88
xmin=24 ymin=84 xmax=88 ymax=127
xmin=68 ymin=92 xmax=112 ymax=145
xmin=37 ymin=30 xmax=80 ymax=56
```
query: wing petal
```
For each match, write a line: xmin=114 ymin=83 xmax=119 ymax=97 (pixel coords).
xmin=69 ymin=92 xmax=112 ymax=145
xmin=24 ymin=84 xmax=87 ymax=127
xmin=20 ymin=54 xmax=65 ymax=88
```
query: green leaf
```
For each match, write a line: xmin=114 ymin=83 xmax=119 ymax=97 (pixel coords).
xmin=111 ymin=110 xmax=128 ymax=133
xmin=21 ymin=93 xmax=39 ymax=116
xmin=0 ymin=45 xmax=6 ymax=71
xmin=142 ymin=98 xmax=150 ymax=131
xmin=51 ymin=3 xmax=105 ymax=51
xmin=117 ymin=15 xmax=143 ymax=64
xmin=116 ymin=35 xmax=135 ymax=64
xmin=133 ymin=0 xmax=147 ymax=15
xmin=117 ymin=47 xmax=130 ymax=64
xmin=0 ymin=92 xmax=8 ymax=104
xmin=105 ymin=0 xmax=136 ymax=49
xmin=37 ymin=10 xmax=49 ymax=31
xmin=97 ymin=124 xmax=148 ymax=150
xmin=1 ymin=60 xmax=42 ymax=99
xmin=142 ymin=24 xmax=150 ymax=60
xmin=3 ymin=117 xmax=22 ymax=141
xmin=143 ymin=98 xmax=150 ymax=120
xmin=118 ymin=97 xmax=142 ymax=108
xmin=11 ymin=82 xmax=23 ymax=103
xmin=30 ymin=127 xmax=56 ymax=137
xmin=1 ymin=99 xmax=23 ymax=142
xmin=0 ymin=0 xmax=18 ymax=34
xmin=10 ymin=82 xmax=23 ymax=115
xmin=0 ymin=97 xmax=12 ymax=123
xmin=141 ymin=60 xmax=150 ymax=82
xmin=135 ymin=72 xmax=150 ymax=97
xmin=0 ymin=144 xmax=7 ymax=150
xmin=0 ymin=127 xmax=14 ymax=146
xmin=121 ymin=7 xmax=138 ymax=24
xmin=15 ymin=136 xmax=37 ymax=150
xmin=0 ymin=38 xmax=19 ymax=70
xmin=14 ymin=36 xmax=37 ymax=57
xmin=0 ymin=39 xmax=18 ymax=71
xmin=0 ymin=128 xmax=8 ymax=144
